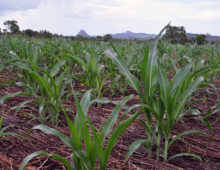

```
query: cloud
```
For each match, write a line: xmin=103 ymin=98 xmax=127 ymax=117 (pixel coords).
xmin=0 ymin=0 xmax=219 ymax=35
xmin=0 ymin=0 xmax=41 ymax=12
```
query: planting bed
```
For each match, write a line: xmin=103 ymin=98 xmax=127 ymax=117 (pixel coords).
xmin=0 ymin=73 xmax=219 ymax=170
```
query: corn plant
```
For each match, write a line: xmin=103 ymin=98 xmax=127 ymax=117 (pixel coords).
xmin=64 ymin=47 xmax=113 ymax=98
xmin=106 ymin=42 xmax=144 ymax=96
xmin=20 ymin=90 xmax=141 ymax=170
xmin=0 ymin=60 xmax=72 ymax=124
xmin=106 ymin=23 xmax=206 ymax=162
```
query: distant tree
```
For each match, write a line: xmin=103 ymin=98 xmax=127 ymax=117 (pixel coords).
xmin=23 ymin=29 xmax=37 ymax=37
xmin=69 ymin=36 xmax=75 ymax=40
xmin=103 ymin=34 xmax=112 ymax=41
xmin=193 ymin=34 xmax=207 ymax=45
xmin=53 ymin=33 xmax=59 ymax=38
xmin=39 ymin=30 xmax=53 ymax=38
xmin=3 ymin=20 xmax=20 ymax=34
xmin=96 ymin=36 xmax=102 ymax=39
xmin=0 ymin=28 xmax=2 ymax=35
xmin=163 ymin=25 xmax=188 ymax=44
xmin=2 ymin=29 xmax=8 ymax=34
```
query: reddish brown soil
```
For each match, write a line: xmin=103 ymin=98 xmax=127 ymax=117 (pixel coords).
xmin=0 ymin=72 xmax=219 ymax=170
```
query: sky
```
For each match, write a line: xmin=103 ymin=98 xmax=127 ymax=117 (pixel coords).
xmin=0 ymin=0 xmax=219 ymax=36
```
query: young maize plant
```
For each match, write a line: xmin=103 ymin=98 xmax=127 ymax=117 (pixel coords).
xmin=0 ymin=58 xmax=72 ymax=124
xmin=106 ymin=23 xmax=207 ymax=162
xmin=64 ymin=47 xmax=111 ymax=98
xmin=20 ymin=90 xmax=142 ymax=170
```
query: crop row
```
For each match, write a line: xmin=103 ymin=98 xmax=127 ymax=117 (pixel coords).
xmin=0 ymin=24 xmax=219 ymax=169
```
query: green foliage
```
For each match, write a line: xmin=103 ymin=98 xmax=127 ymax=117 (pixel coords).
xmin=103 ymin=34 xmax=112 ymax=41
xmin=163 ymin=25 xmax=188 ymax=44
xmin=22 ymin=29 xmax=38 ymax=37
xmin=0 ymin=25 xmax=218 ymax=168
xmin=193 ymin=34 xmax=208 ymax=45
xmin=0 ymin=114 xmax=23 ymax=138
xmin=107 ymin=23 xmax=208 ymax=162
xmin=3 ymin=20 xmax=20 ymax=34
xmin=20 ymin=91 xmax=141 ymax=170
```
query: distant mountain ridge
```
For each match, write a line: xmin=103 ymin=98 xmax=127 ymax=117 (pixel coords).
xmin=77 ymin=29 xmax=90 ymax=37
xmin=187 ymin=33 xmax=220 ymax=42
xmin=111 ymin=31 xmax=156 ymax=39
xmin=76 ymin=29 xmax=220 ymax=41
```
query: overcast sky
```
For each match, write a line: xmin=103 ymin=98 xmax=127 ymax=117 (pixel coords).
xmin=0 ymin=0 xmax=219 ymax=36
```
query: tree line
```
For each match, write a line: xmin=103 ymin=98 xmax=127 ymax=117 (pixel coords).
xmin=0 ymin=20 xmax=208 ymax=44
xmin=0 ymin=20 xmax=70 ymax=39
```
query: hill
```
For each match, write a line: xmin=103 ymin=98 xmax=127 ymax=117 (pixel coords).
xmin=187 ymin=33 xmax=220 ymax=42
xmin=111 ymin=31 xmax=156 ymax=40
xmin=76 ymin=29 xmax=90 ymax=37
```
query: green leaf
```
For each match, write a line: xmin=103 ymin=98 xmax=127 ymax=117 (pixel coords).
xmin=55 ymin=70 xmax=66 ymax=88
xmin=119 ymin=103 xmax=143 ymax=123
xmin=168 ymin=152 xmax=202 ymax=162
xmin=101 ymin=108 xmax=141 ymax=169
xmin=64 ymin=110 xmax=81 ymax=149
xmin=0 ymin=91 xmax=26 ymax=105
xmin=33 ymin=124 xmax=92 ymax=169
xmin=169 ymin=130 xmax=206 ymax=148
xmin=0 ymin=131 xmax=22 ymax=138
xmin=33 ymin=125 xmax=71 ymax=147
xmin=50 ymin=60 xmax=66 ymax=77
xmin=73 ymin=92 xmax=92 ymax=160
xmin=170 ymin=64 xmax=192 ymax=96
xmin=213 ymin=107 xmax=220 ymax=114
xmin=87 ymin=117 xmax=102 ymax=165
xmin=0 ymin=115 xmax=2 ymax=129
xmin=30 ymin=71 xmax=48 ymax=93
xmin=105 ymin=49 xmax=141 ymax=94
xmin=10 ymin=100 xmax=33 ymax=114
xmin=142 ymin=22 xmax=170 ymax=100
xmin=157 ymin=63 xmax=170 ymax=111
xmin=125 ymin=139 xmax=147 ymax=162
xmin=80 ymin=89 xmax=92 ymax=115
xmin=49 ymin=153 xmax=73 ymax=170
xmin=19 ymin=151 xmax=73 ymax=170
xmin=19 ymin=150 xmax=47 ymax=170
xmin=68 ymin=54 xmax=86 ymax=70
xmin=90 ymin=98 xmax=110 ymax=105
xmin=100 ymin=95 xmax=133 ymax=145
xmin=174 ymin=76 xmax=204 ymax=120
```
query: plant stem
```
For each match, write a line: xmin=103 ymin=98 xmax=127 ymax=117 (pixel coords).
xmin=156 ymin=131 xmax=161 ymax=161
xmin=164 ymin=137 xmax=169 ymax=162
xmin=145 ymin=125 xmax=152 ymax=157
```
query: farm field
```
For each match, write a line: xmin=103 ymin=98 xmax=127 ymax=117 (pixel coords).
xmin=0 ymin=29 xmax=220 ymax=169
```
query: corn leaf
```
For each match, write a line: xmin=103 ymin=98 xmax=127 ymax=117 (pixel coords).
xmin=100 ymin=95 xmax=133 ymax=145
xmin=168 ymin=152 xmax=202 ymax=162
xmin=19 ymin=151 xmax=73 ymax=170
xmin=169 ymin=130 xmax=206 ymax=148
xmin=174 ymin=76 xmax=204 ymax=121
xmin=170 ymin=64 xmax=192 ymax=96
xmin=0 ymin=91 xmax=26 ymax=105
xmin=125 ymin=139 xmax=147 ymax=162
xmin=157 ymin=63 xmax=170 ymax=112
xmin=50 ymin=60 xmax=65 ymax=77
xmin=80 ymin=89 xmax=92 ymax=115
xmin=105 ymin=49 xmax=141 ymax=94
xmin=101 ymin=108 xmax=141 ymax=169
xmin=33 ymin=125 xmax=71 ymax=147
xmin=73 ymin=92 xmax=92 ymax=160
